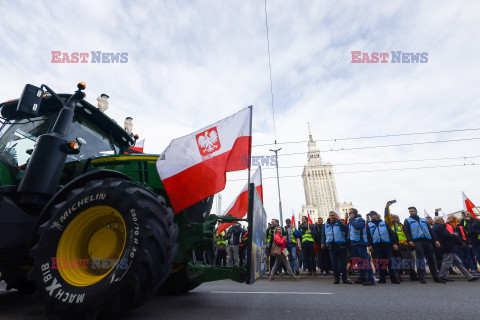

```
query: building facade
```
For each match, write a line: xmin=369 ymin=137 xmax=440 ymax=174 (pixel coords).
xmin=300 ymin=124 xmax=354 ymax=222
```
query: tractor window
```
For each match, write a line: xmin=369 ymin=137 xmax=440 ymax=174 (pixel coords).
xmin=66 ymin=116 xmax=120 ymax=162
xmin=0 ymin=116 xmax=54 ymax=168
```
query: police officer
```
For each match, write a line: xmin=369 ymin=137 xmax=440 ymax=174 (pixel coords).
xmin=384 ymin=201 xmax=418 ymax=281
xmin=366 ymin=211 xmax=401 ymax=284
xmin=348 ymin=208 xmax=375 ymax=286
xmin=322 ymin=211 xmax=352 ymax=284
xmin=403 ymin=207 xmax=445 ymax=284
xmin=283 ymin=219 xmax=301 ymax=275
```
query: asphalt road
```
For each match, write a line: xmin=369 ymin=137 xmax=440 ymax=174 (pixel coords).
xmin=1 ymin=277 xmax=479 ymax=320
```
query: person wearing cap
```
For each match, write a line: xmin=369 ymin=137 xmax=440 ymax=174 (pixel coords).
xmin=348 ymin=208 xmax=375 ymax=286
xmin=366 ymin=211 xmax=401 ymax=284
xmin=432 ymin=216 xmax=480 ymax=282
xmin=321 ymin=211 xmax=352 ymax=284
xmin=283 ymin=218 xmax=301 ymax=276
xmin=384 ymin=202 xmax=418 ymax=281
xmin=403 ymin=207 xmax=445 ymax=284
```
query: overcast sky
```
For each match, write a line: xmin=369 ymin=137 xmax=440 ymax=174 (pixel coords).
xmin=1 ymin=1 xmax=479 ymax=221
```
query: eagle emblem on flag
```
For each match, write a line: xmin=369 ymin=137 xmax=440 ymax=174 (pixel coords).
xmin=196 ymin=127 xmax=221 ymax=156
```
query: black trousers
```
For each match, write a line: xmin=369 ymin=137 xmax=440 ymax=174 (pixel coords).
xmin=414 ymin=240 xmax=439 ymax=280
xmin=216 ymin=250 xmax=226 ymax=266
xmin=302 ymin=242 xmax=316 ymax=272
xmin=328 ymin=244 xmax=348 ymax=281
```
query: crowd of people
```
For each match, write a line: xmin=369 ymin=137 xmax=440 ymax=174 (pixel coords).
xmin=264 ymin=202 xmax=480 ymax=285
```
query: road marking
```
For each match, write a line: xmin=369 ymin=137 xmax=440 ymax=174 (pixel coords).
xmin=211 ymin=291 xmax=333 ymax=295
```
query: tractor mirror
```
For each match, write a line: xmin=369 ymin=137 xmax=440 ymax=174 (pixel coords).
xmin=16 ymin=84 xmax=43 ymax=116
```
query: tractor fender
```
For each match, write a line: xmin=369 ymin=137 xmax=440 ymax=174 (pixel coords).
xmin=31 ymin=169 xmax=131 ymax=246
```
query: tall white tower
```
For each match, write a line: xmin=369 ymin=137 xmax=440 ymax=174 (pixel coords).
xmin=301 ymin=123 xmax=339 ymax=221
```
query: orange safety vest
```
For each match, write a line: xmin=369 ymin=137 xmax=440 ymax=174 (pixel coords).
xmin=446 ymin=223 xmax=455 ymax=234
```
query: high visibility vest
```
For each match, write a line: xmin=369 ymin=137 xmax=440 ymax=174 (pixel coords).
xmin=267 ymin=228 xmax=273 ymax=242
xmin=407 ymin=217 xmax=432 ymax=240
xmin=446 ymin=223 xmax=454 ymax=234
xmin=458 ymin=225 xmax=467 ymax=241
xmin=302 ymin=228 xmax=315 ymax=243
xmin=242 ymin=230 xmax=249 ymax=241
xmin=217 ymin=231 xmax=226 ymax=245
xmin=324 ymin=222 xmax=346 ymax=243
xmin=368 ymin=221 xmax=390 ymax=244
xmin=349 ymin=218 xmax=367 ymax=243
xmin=283 ymin=226 xmax=298 ymax=244
xmin=463 ymin=220 xmax=480 ymax=240
xmin=393 ymin=222 xmax=407 ymax=243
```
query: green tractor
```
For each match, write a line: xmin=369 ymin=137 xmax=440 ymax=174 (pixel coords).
xmin=0 ymin=83 xmax=266 ymax=318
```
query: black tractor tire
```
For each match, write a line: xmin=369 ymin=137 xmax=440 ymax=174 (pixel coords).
xmin=28 ymin=178 xmax=178 ymax=319
xmin=0 ymin=259 xmax=34 ymax=292
xmin=158 ymin=262 xmax=200 ymax=295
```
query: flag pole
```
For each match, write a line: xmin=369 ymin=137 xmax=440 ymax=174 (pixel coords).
xmin=246 ymin=106 xmax=253 ymax=227
xmin=247 ymin=106 xmax=253 ymax=190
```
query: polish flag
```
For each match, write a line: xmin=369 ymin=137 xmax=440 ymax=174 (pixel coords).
xmin=307 ymin=212 xmax=313 ymax=224
xmin=462 ymin=192 xmax=477 ymax=218
xmin=157 ymin=107 xmax=252 ymax=213
xmin=423 ymin=209 xmax=430 ymax=218
xmin=292 ymin=213 xmax=296 ymax=228
xmin=129 ymin=139 xmax=145 ymax=153
xmin=217 ymin=166 xmax=262 ymax=234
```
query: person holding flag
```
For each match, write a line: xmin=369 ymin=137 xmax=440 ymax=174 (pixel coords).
xmin=283 ymin=218 xmax=301 ymax=276
xmin=461 ymin=192 xmax=480 ymax=263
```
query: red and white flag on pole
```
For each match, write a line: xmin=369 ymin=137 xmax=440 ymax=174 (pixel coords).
xmin=129 ymin=138 xmax=145 ymax=153
xmin=156 ymin=107 xmax=252 ymax=213
xmin=307 ymin=211 xmax=313 ymax=224
xmin=217 ymin=166 xmax=262 ymax=234
xmin=462 ymin=192 xmax=477 ymax=218
xmin=292 ymin=211 xmax=296 ymax=228
xmin=423 ymin=209 xmax=430 ymax=218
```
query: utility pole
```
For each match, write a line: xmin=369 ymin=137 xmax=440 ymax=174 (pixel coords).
xmin=270 ymin=147 xmax=283 ymax=227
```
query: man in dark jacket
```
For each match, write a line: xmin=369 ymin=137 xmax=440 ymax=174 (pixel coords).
xmin=432 ymin=216 xmax=479 ymax=281
xmin=348 ymin=208 xmax=375 ymax=286
xmin=226 ymin=222 xmax=242 ymax=267
xmin=322 ymin=211 xmax=352 ymax=284
xmin=403 ymin=207 xmax=444 ymax=284
xmin=461 ymin=211 xmax=480 ymax=263
xmin=366 ymin=211 xmax=401 ymax=284
xmin=299 ymin=216 xmax=317 ymax=276
xmin=315 ymin=218 xmax=331 ymax=275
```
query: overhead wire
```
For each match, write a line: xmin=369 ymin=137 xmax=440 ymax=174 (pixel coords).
xmin=252 ymin=127 xmax=480 ymax=148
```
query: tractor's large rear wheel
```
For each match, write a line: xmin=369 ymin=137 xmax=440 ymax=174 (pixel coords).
xmin=28 ymin=178 xmax=177 ymax=319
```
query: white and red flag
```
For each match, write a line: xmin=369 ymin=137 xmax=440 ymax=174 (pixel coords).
xmin=462 ymin=192 xmax=477 ymax=218
xmin=130 ymin=138 xmax=145 ymax=153
xmin=292 ymin=212 xmax=296 ymax=228
xmin=307 ymin=211 xmax=313 ymax=224
xmin=156 ymin=107 xmax=252 ymax=213
xmin=423 ymin=209 xmax=430 ymax=218
xmin=217 ymin=166 xmax=262 ymax=234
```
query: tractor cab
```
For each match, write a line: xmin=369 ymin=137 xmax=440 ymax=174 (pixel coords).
xmin=0 ymin=91 xmax=134 ymax=187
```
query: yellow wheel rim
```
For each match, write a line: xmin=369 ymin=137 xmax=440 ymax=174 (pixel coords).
xmin=56 ymin=205 xmax=126 ymax=287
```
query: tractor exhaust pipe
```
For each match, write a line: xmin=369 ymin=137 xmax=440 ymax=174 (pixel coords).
xmin=17 ymin=83 xmax=86 ymax=209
